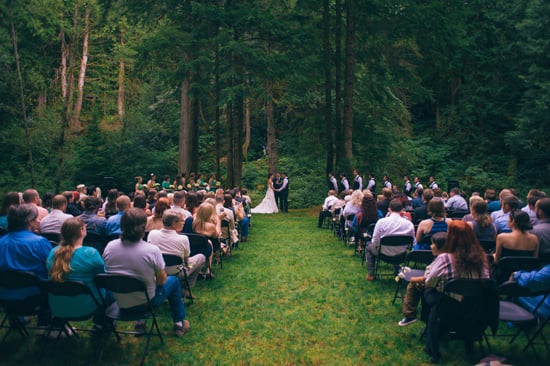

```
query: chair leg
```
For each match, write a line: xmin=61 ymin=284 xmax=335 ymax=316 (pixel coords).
xmin=392 ymin=279 xmax=403 ymax=305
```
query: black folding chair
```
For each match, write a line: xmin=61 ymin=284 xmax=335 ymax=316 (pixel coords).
xmin=83 ymin=232 xmax=107 ymax=255
xmin=43 ymin=280 xmax=101 ymax=340
xmin=186 ymin=233 xmax=213 ymax=275
xmin=41 ymin=232 xmax=61 ymax=243
xmin=94 ymin=273 xmax=164 ymax=366
xmin=373 ymin=235 xmax=413 ymax=280
xmin=425 ymin=278 xmax=498 ymax=363
xmin=491 ymin=256 xmax=540 ymax=285
xmin=479 ymin=240 xmax=496 ymax=254
xmin=0 ymin=270 xmax=44 ymax=344
xmin=343 ymin=214 xmax=355 ymax=247
xmin=392 ymin=250 xmax=435 ymax=304
xmin=162 ymin=254 xmax=193 ymax=304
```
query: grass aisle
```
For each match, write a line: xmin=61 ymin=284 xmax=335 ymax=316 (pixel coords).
xmin=2 ymin=210 xmax=547 ymax=365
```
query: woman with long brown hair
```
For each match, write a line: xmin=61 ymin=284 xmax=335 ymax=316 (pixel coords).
xmin=145 ymin=197 xmax=171 ymax=233
xmin=423 ymin=220 xmax=490 ymax=362
xmin=47 ymin=217 xmax=108 ymax=331
xmin=191 ymin=201 xmax=221 ymax=279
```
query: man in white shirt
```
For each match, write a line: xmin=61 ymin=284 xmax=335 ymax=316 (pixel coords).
xmin=353 ymin=169 xmax=363 ymax=191
xmin=171 ymin=191 xmax=192 ymax=221
xmin=328 ymin=172 xmax=339 ymax=192
xmin=317 ymin=190 xmax=339 ymax=228
xmin=39 ymin=195 xmax=73 ymax=234
xmin=428 ymin=176 xmax=439 ymax=190
xmin=340 ymin=173 xmax=350 ymax=191
xmin=414 ymin=176 xmax=423 ymax=191
xmin=365 ymin=199 xmax=415 ymax=281
xmin=148 ymin=209 xmax=206 ymax=293
xmin=366 ymin=173 xmax=376 ymax=194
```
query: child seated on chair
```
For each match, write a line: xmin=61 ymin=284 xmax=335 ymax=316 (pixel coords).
xmin=397 ymin=232 xmax=447 ymax=327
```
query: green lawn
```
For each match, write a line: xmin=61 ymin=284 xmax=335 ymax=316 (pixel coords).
xmin=1 ymin=209 xmax=548 ymax=365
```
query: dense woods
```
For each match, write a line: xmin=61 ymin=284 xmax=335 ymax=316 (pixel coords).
xmin=0 ymin=0 xmax=548 ymax=206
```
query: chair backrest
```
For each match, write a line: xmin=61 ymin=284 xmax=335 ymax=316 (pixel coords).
xmin=380 ymin=235 xmax=414 ymax=248
xmin=186 ymin=233 xmax=210 ymax=257
xmin=44 ymin=280 xmax=101 ymax=319
xmin=0 ymin=270 xmax=41 ymax=290
xmin=83 ymin=232 xmax=107 ymax=254
xmin=406 ymin=250 xmax=435 ymax=268
xmin=497 ymin=280 xmax=548 ymax=298
xmin=479 ymin=240 xmax=496 ymax=254
xmin=0 ymin=227 xmax=7 ymax=238
xmin=448 ymin=210 xmax=469 ymax=219
xmin=41 ymin=232 xmax=61 ymax=243
xmin=94 ymin=273 xmax=146 ymax=295
xmin=161 ymin=253 xmax=184 ymax=276
xmin=493 ymin=256 xmax=540 ymax=284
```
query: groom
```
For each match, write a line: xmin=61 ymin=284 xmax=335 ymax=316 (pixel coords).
xmin=279 ymin=173 xmax=289 ymax=213
xmin=273 ymin=173 xmax=283 ymax=209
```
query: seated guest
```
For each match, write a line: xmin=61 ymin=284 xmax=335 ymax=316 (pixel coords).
xmin=461 ymin=195 xmax=484 ymax=224
xmin=423 ymin=221 xmax=490 ymax=363
xmin=533 ymin=198 xmax=550 ymax=262
xmin=46 ymin=217 xmax=111 ymax=333
xmin=145 ymin=197 xmax=171 ymax=234
xmin=490 ymin=189 xmax=514 ymax=222
xmin=466 ymin=201 xmax=497 ymax=242
xmin=171 ymin=191 xmax=192 ymax=221
xmin=485 ymin=188 xmax=500 ymax=213
xmin=445 ymin=187 xmax=468 ymax=211
xmin=133 ymin=194 xmax=151 ymax=216
xmin=68 ymin=191 xmax=84 ymax=216
xmin=0 ymin=192 xmax=21 ymax=231
xmin=22 ymin=189 xmax=49 ymax=223
xmin=510 ymin=263 xmax=550 ymax=319
xmin=79 ymin=196 xmax=107 ymax=237
xmin=493 ymin=210 xmax=539 ymax=264
xmin=493 ymin=195 xmax=520 ymax=234
xmin=233 ymin=190 xmax=251 ymax=242
xmin=415 ymin=198 xmax=452 ymax=250
xmin=147 ymin=209 xmax=206 ymax=296
xmin=351 ymin=193 xmax=381 ymax=252
xmin=413 ymin=189 xmax=433 ymax=224
xmin=102 ymin=208 xmax=190 ymax=337
xmin=39 ymin=195 xmax=73 ymax=234
xmin=318 ymin=190 xmax=339 ymax=228
xmin=342 ymin=190 xmax=363 ymax=228
xmin=182 ymin=191 xmax=200 ymax=234
xmin=377 ymin=187 xmax=393 ymax=216
xmin=398 ymin=232 xmax=447 ymax=326
xmin=522 ymin=189 xmax=546 ymax=226
xmin=191 ymin=201 xmax=221 ymax=279
xmin=105 ymin=195 xmax=131 ymax=237
xmin=102 ymin=189 xmax=119 ymax=219
xmin=218 ymin=194 xmax=236 ymax=252
xmin=0 ymin=204 xmax=52 ymax=328
xmin=365 ymin=199 xmax=415 ymax=281
xmin=411 ymin=186 xmax=424 ymax=209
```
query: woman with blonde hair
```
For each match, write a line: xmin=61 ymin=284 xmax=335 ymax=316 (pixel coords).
xmin=191 ymin=202 xmax=221 ymax=279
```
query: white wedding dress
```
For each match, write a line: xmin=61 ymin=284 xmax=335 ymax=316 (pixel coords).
xmin=251 ymin=184 xmax=279 ymax=214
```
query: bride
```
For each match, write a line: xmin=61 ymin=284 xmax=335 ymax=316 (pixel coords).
xmin=251 ymin=173 xmax=279 ymax=214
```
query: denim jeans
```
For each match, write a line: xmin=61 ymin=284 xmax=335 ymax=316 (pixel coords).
xmin=151 ymin=275 xmax=186 ymax=322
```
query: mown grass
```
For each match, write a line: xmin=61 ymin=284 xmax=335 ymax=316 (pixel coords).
xmin=1 ymin=209 xmax=548 ymax=365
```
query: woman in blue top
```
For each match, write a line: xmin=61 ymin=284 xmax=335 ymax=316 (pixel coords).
xmin=415 ymin=198 xmax=452 ymax=250
xmin=47 ymin=217 xmax=111 ymax=330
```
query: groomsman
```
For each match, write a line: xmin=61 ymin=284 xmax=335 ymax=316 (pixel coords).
xmin=279 ymin=173 xmax=289 ymax=213
xmin=340 ymin=173 xmax=350 ymax=192
xmin=273 ymin=173 xmax=283 ymax=209
xmin=353 ymin=169 xmax=363 ymax=191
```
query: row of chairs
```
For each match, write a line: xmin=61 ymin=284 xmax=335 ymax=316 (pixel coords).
xmin=0 ymin=270 xmax=164 ymax=365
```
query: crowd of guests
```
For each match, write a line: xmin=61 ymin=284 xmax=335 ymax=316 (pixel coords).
xmin=318 ymin=172 xmax=550 ymax=363
xmin=0 ymin=182 xmax=253 ymax=339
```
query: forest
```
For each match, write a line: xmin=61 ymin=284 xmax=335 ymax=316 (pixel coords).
xmin=0 ymin=0 xmax=548 ymax=207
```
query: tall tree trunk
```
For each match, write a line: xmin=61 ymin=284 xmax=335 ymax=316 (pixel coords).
xmin=227 ymin=95 xmax=244 ymax=187
xmin=323 ymin=0 xmax=333 ymax=175
xmin=266 ymin=80 xmax=277 ymax=174
xmin=334 ymin=0 xmax=343 ymax=172
xmin=191 ymin=94 xmax=200 ymax=174
xmin=243 ymin=96 xmax=251 ymax=159
xmin=117 ymin=36 xmax=125 ymax=122
xmin=214 ymin=41 xmax=221 ymax=179
xmin=179 ymin=73 xmax=192 ymax=175
xmin=343 ymin=0 xmax=356 ymax=171
xmin=11 ymin=23 xmax=36 ymax=187
xmin=72 ymin=4 xmax=89 ymax=130
xmin=60 ymin=31 xmax=68 ymax=99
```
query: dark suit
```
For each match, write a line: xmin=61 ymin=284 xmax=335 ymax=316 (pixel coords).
xmin=273 ymin=177 xmax=283 ymax=209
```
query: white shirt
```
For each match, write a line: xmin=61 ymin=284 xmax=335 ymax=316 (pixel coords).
xmin=366 ymin=178 xmax=375 ymax=191
xmin=341 ymin=178 xmax=349 ymax=190
xmin=147 ymin=228 xmax=190 ymax=275
xmin=354 ymin=175 xmax=363 ymax=191
xmin=39 ymin=209 xmax=73 ymax=234
xmin=322 ymin=195 xmax=339 ymax=211
xmin=371 ymin=212 xmax=415 ymax=255
xmin=329 ymin=176 xmax=338 ymax=191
